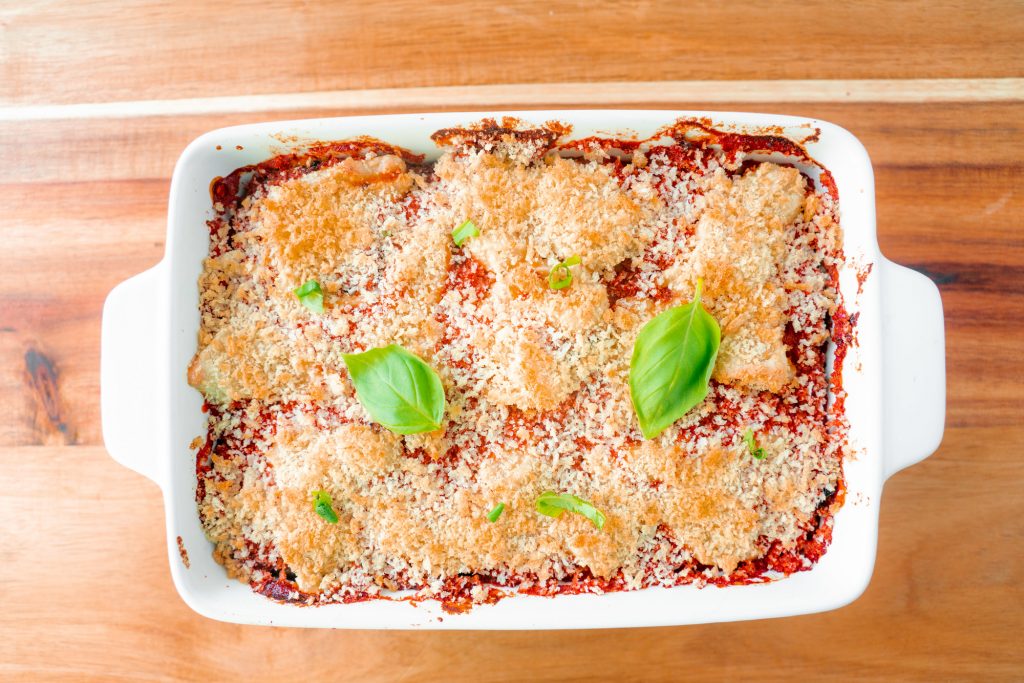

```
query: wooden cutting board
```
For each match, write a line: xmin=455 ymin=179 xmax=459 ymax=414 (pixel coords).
xmin=1 ymin=2 xmax=1022 ymax=680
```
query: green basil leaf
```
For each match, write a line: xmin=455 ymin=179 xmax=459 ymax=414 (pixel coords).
xmin=312 ymin=490 xmax=339 ymax=524
xmin=486 ymin=502 xmax=506 ymax=523
xmin=629 ymin=278 xmax=720 ymax=439
xmin=742 ymin=427 xmax=767 ymax=460
xmin=294 ymin=278 xmax=324 ymax=313
xmin=548 ymin=254 xmax=581 ymax=290
xmin=535 ymin=491 xmax=606 ymax=529
xmin=451 ymin=219 xmax=480 ymax=247
xmin=341 ymin=344 xmax=446 ymax=434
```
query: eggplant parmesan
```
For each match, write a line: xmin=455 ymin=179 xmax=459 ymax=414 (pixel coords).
xmin=190 ymin=119 xmax=849 ymax=611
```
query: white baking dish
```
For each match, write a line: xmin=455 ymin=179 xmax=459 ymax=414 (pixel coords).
xmin=101 ymin=110 xmax=945 ymax=629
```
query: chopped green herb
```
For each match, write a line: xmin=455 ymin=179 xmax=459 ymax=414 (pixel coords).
xmin=312 ymin=490 xmax=339 ymax=523
xmin=451 ymin=219 xmax=480 ymax=247
xmin=294 ymin=279 xmax=324 ymax=313
xmin=628 ymin=278 xmax=720 ymax=439
xmin=341 ymin=344 xmax=446 ymax=434
xmin=547 ymin=254 xmax=581 ymax=290
xmin=486 ymin=502 xmax=506 ymax=523
xmin=742 ymin=427 xmax=767 ymax=460
xmin=535 ymin=491 xmax=605 ymax=529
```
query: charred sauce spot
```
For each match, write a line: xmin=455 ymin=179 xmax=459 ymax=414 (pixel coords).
xmin=659 ymin=119 xmax=815 ymax=163
xmin=715 ymin=133 xmax=808 ymax=161
xmin=176 ymin=536 xmax=190 ymax=569
xmin=431 ymin=117 xmax=571 ymax=151
xmin=252 ymin=577 xmax=311 ymax=604
xmin=558 ymin=135 xmax=643 ymax=155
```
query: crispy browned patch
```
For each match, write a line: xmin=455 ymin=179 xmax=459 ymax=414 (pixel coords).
xmin=430 ymin=117 xmax=571 ymax=150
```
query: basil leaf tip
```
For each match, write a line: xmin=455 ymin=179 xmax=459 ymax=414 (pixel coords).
xmin=548 ymin=254 xmax=581 ymax=290
xmin=451 ymin=219 xmax=480 ymax=247
xmin=629 ymin=278 xmax=720 ymax=440
xmin=312 ymin=490 xmax=339 ymax=524
xmin=742 ymin=427 xmax=767 ymax=459
xmin=342 ymin=344 xmax=446 ymax=435
xmin=294 ymin=278 xmax=324 ymax=314
xmin=486 ymin=502 xmax=506 ymax=523
xmin=535 ymin=491 xmax=605 ymax=529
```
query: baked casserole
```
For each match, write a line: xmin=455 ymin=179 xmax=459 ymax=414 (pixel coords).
xmin=189 ymin=119 xmax=850 ymax=612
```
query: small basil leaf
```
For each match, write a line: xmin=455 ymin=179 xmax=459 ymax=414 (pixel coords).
xmin=312 ymin=490 xmax=339 ymax=524
xmin=548 ymin=254 xmax=581 ymax=290
xmin=535 ymin=491 xmax=606 ymax=529
xmin=341 ymin=344 xmax=446 ymax=434
xmin=629 ymin=279 xmax=720 ymax=439
xmin=486 ymin=502 xmax=506 ymax=523
xmin=451 ymin=219 xmax=480 ymax=247
xmin=742 ymin=427 xmax=767 ymax=460
xmin=294 ymin=279 xmax=324 ymax=313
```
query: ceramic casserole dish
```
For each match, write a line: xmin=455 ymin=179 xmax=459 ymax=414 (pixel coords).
xmin=101 ymin=110 xmax=945 ymax=629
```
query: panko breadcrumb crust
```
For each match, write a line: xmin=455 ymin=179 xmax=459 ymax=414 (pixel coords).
xmin=191 ymin=120 xmax=849 ymax=611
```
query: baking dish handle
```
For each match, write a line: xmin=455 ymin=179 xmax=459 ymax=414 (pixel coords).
xmin=101 ymin=263 xmax=166 ymax=488
xmin=879 ymin=258 xmax=946 ymax=479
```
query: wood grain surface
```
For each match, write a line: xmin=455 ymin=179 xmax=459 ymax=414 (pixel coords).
xmin=3 ymin=0 xmax=1023 ymax=104
xmin=1 ymin=2 xmax=1022 ymax=681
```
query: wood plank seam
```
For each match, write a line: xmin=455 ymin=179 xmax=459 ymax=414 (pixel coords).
xmin=1 ymin=78 xmax=1022 ymax=122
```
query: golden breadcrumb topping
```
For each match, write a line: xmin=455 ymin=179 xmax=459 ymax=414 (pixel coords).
xmin=191 ymin=122 xmax=846 ymax=607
